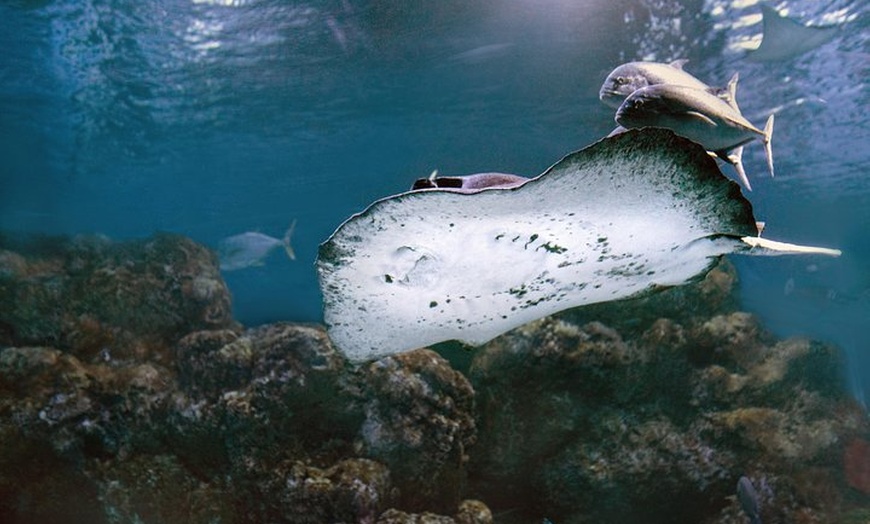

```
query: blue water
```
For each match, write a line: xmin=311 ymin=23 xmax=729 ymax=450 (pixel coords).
xmin=1 ymin=0 xmax=867 ymax=402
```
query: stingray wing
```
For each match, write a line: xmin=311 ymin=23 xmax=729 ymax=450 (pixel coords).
xmin=317 ymin=129 xmax=757 ymax=361
xmin=748 ymin=5 xmax=839 ymax=62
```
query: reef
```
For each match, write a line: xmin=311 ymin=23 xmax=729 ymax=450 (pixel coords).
xmin=1 ymin=233 xmax=868 ymax=523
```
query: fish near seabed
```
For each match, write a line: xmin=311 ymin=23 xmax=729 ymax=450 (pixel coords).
xmin=615 ymin=83 xmax=775 ymax=185
xmin=218 ymin=220 xmax=297 ymax=271
xmin=737 ymin=476 xmax=762 ymax=524
xmin=599 ymin=59 xmax=732 ymax=109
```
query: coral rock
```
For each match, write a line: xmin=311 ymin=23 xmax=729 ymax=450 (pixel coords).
xmin=845 ymin=438 xmax=870 ymax=496
xmin=0 ymin=233 xmax=236 ymax=362
xmin=269 ymin=458 xmax=393 ymax=524
xmin=468 ymin=303 xmax=864 ymax=523
xmin=376 ymin=501 xmax=492 ymax=524
xmin=455 ymin=499 xmax=493 ymax=524
xmin=360 ymin=349 xmax=476 ymax=512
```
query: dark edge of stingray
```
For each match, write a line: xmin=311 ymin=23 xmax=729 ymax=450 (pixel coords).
xmin=317 ymin=128 xmax=757 ymax=270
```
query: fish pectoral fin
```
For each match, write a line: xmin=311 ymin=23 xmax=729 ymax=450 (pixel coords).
xmin=716 ymin=147 xmax=752 ymax=191
xmin=684 ymin=111 xmax=718 ymax=126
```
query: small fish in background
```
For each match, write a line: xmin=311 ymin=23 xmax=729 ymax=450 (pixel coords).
xmin=448 ymin=42 xmax=515 ymax=65
xmin=737 ymin=476 xmax=762 ymax=524
xmin=747 ymin=4 xmax=840 ymax=62
xmin=218 ymin=220 xmax=297 ymax=271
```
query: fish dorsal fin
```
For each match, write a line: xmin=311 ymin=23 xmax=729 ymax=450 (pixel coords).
xmin=685 ymin=111 xmax=718 ymax=127
xmin=669 ymin=59 xmax=689 ymax=70
xmin=726 ymin=72 xmax=740 ymax=107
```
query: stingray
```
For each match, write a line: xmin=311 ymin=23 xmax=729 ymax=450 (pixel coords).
xmin=747 ymin=4 xmax=840 ymax=62
xmin=317 ymin=129 xmax=840 ymax=362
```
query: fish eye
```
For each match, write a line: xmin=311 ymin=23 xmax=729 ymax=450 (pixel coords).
xmin=614 ymin=76 xmax=627 ymax=86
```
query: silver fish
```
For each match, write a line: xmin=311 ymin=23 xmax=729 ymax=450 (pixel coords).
xmin=601 ymin=63 xmax=751 ymax=189
xmin=218 ymin=220 xmax=297 ymax=271
xmin=615 ymin=83 xmax=774 ymax=189
xmin=737 ymin=476 xmax=762 ymax=524
xmin=599 ymin=60 xmax=731 ymax=109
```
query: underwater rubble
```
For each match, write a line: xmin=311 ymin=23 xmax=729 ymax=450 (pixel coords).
xmin=0 ymin=233 xmax=868 ymax=524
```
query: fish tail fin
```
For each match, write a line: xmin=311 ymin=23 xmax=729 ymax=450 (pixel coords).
xmin=282 ymin=219 xmax=297 ymax=261
xmin=763 ymin=114 xmax=775 ymax=177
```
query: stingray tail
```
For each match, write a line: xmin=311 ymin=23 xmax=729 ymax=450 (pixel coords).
xmin=762 ymin=114 xmax=775 ymax=177
xmin=282 ymin=219 xmax=297 ymax=261
xmin=740 ymin=235 xmax=841 ymax=256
